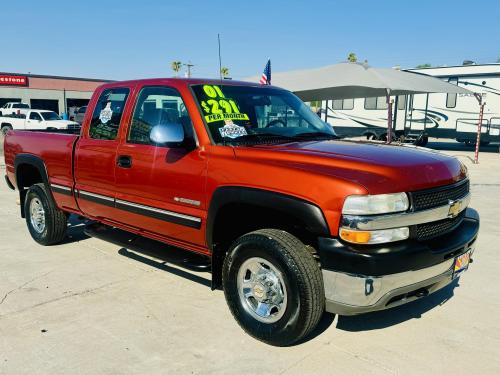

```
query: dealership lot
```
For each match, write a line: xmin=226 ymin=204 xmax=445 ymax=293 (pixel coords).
xmin=0 ymin=140 xmax=499 ymax=374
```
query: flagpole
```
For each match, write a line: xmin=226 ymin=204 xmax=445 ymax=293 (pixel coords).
xmin=218 ymin=34 xmax=222 ymax=81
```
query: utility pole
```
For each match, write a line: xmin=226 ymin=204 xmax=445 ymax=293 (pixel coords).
xmin=183 ymin=62 xmax=195 ymax=78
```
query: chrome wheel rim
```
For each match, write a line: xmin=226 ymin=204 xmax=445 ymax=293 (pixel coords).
xmin=237 ymin=257 xmax=287 ymax=323
xmin=29 ymin=197 xmax=46 ymax=233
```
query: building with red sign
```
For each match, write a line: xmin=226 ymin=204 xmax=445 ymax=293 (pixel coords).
xmin=0 ymin=72 xmax=110 ymax=117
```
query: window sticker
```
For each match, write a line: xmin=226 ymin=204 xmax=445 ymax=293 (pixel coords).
xmin=206 ymin=112 xmax=249 ymax=123
xmin=199 ymin=84 xmax=250 ymax=124
xmin=99 ymin=102 xmax=113 ymax=124
xmin=218 ymin=120 xmax=248 ymax=139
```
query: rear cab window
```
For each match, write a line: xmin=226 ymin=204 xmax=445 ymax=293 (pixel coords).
xmin=89 ymin=87 xmax=130 ymax=140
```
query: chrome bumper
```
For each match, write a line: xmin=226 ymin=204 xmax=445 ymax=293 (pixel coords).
xmin=323 ymin=246 xmax=473 ymax=315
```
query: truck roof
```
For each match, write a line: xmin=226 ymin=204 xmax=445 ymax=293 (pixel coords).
xmin=97 ymin=77 xmax=279 ymax=90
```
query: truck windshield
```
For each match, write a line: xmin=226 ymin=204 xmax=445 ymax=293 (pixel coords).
xmin=41 ymin=111 xmax=61 ymax=121
xmin=191 ymin=84 xmax=335 ymax=145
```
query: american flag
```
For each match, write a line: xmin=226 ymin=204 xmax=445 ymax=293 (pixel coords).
xmin=259 ymin=59 xmax=271 ymax=85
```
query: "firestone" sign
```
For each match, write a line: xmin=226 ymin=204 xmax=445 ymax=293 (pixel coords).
xmin=0 ymin=75 xmax=29 ymax=87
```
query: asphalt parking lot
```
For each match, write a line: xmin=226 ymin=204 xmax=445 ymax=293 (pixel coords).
xmin=1 ymin=138 xmax=499 ymax=374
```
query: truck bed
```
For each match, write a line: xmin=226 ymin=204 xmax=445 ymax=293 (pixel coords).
xmin=4 ymin=130 xmax=80 ymax=212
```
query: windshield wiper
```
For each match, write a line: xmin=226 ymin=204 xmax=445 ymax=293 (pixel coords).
xmin=225 ymin=132 xmax=296 ymax=144
xmin=291 ymin=132 xmax=339 ymax=141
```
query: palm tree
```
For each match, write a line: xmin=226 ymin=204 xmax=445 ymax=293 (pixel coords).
xmin=220 ymin=66 xmax=230 ymax=78
xmin=171 ymin=61 xmax=182 ymax=76
xmin=347 ymin=53 xmax=357 ymax=63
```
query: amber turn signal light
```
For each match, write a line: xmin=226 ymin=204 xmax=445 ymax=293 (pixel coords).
xmin=339 ymin=229 xmax=371 ymax=244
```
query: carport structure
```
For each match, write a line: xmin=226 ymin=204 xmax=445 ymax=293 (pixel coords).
xmin=267 ymin=62 xmax=475 ymax=145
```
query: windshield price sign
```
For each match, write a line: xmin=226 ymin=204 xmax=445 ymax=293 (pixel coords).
xmin=200 ymin=84 xmax=249 ymax=123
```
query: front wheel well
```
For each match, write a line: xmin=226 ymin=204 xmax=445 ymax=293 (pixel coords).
xmin=210 ymin=203 xmax=319 ymax=289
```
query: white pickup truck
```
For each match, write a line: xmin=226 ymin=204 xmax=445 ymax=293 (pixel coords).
xmin=0 ymin=110 xmax=80 ymax=135
xmin=0 ymin=102 xmax=30 ymax=116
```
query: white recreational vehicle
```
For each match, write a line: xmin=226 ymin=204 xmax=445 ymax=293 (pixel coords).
xmin=321 ymin=63 xmax=500 ymax=145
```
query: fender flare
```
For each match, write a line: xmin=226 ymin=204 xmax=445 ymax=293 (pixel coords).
xmin=206 ymin=186 xmax=330 ymax=250
xmin=14 ymin=154 xmax=54 ymax=217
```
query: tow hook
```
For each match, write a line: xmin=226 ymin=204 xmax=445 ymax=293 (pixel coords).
xmin=365 ymin=279 xmax=374 ymax=296
xmin=414 ymin=288 xmax=429 ymax=298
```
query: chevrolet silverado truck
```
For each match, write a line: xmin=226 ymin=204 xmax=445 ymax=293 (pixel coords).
xmin=3 ymin=78 xmax=479 ymax=346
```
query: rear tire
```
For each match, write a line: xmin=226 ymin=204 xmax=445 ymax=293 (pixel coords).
xmin=222 ymin=229 xmax=324 ymax=346
xmin=24 ymin=183 xmax=67 ymax=245
xmin=1 ymin=124 xmax=12 ymax=136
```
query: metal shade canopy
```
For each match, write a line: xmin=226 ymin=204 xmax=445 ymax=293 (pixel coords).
xmin=261 ymin=62 xmax=472 ymax=101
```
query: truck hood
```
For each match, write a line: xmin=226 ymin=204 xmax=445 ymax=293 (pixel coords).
xmin=45 ymin=120 xmax=79 ymax=128
xmin=234 ymin=140 xmax=467 ymax=194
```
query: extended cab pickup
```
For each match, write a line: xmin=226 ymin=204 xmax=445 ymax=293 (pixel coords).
xmin=1 ymin=110 xmax=80 ymax=135
xmin=3 ymin=79 xmax=479 ymax=346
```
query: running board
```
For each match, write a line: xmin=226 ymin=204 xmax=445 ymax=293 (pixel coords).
xmin=84 ymin=223 xmax=211 ymax=272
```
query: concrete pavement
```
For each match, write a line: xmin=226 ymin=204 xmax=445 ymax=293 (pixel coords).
xmin=0 ymin=139 xmax=499 ymax=374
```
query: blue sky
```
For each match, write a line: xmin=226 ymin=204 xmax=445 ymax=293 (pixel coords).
xmin=2 ymin=0 xmax=499 ymax=80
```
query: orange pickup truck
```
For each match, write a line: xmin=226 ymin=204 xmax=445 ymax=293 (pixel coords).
xmin=3 ymin=78 xmax=479 ymax=345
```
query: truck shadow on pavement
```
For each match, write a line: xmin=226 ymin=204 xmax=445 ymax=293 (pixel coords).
xmin=117 ymin=248 xmax=212 ymax=288
xmin=58 ymin=216 xmax=461 ymax=341
xmin=335 ymin=279 xmax=459 ymax=332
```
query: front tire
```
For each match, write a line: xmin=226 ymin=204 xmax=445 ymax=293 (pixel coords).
xmin=222 ymin=229 xmax=324 ymax=346
xmin=24 ymin=183 xmax=67 ymax=245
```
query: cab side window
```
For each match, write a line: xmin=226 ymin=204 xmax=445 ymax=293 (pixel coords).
xmin=128 ymin=86 xmax=193 ymax=145
xmin=89 ymin=88 xmax=130 ymax=140
xmin=29 ymin=112 xmax=42 ymax=121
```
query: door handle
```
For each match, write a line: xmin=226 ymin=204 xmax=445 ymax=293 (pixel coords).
xmin=117 ymin=155 xmax=132 ymax=168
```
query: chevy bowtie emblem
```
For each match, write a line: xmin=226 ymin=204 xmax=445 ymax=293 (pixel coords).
xmin=448 ymin=200 xmax=462 ymax=218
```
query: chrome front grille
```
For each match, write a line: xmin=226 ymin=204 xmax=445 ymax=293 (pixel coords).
xmin=414 ymin=211 xmax=466 ymax=241
xmin=411 ymin=179 xmax=469 ymax=211
xmin=410 ymin=179 xmax=469 ymax=241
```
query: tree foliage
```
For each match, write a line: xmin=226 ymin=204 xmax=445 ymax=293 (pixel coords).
xmin=171 ymin=61 xmax=182 ymax=75
xmin=220 ymin=66 xmax=230 ymax=78
xmin=347 ymin=53 xmax=357 ymax=63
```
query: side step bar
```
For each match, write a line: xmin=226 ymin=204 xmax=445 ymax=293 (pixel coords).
xmin=84 ymin=223 xmax=211 ymax=272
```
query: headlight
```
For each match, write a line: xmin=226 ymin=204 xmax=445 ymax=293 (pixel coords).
xmin=340 ymin=227 xmax=409 ymax=244
xmin=342 ymin=193 xmax=409 ymax=215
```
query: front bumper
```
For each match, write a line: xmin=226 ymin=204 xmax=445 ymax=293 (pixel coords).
xmin=319 ymin=208 xmax=479 ymax=315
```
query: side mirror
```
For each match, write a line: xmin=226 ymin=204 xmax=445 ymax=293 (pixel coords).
xmin=150 ymin=123 xmax=185 ymax=146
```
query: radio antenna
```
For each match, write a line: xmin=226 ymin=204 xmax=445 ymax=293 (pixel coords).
xmin=218 ymin=33 xmax=222 ymax=80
